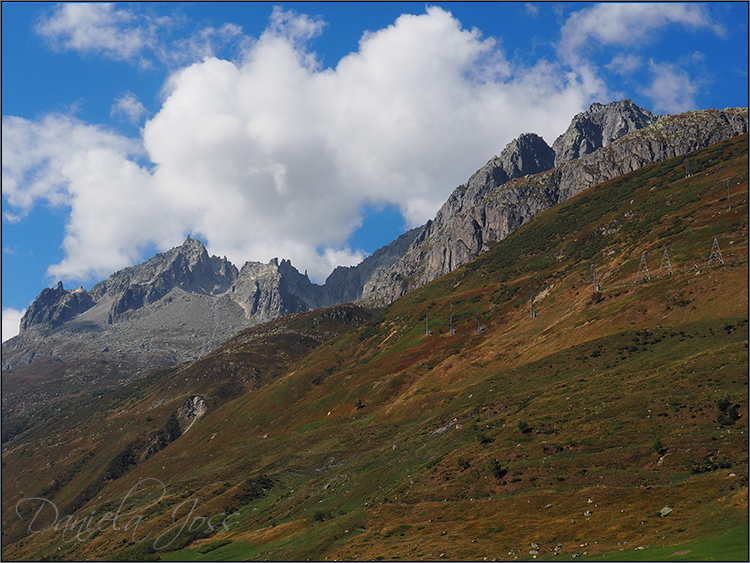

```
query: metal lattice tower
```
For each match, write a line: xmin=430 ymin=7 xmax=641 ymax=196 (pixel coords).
xmin=425 ymin=313 xmax=431 ymax=337
xmin=450 ymin=313 xmax=455 ymax=336
xmin=708 ymin=238 xmax=724 ymax=265
xmin=635 ymin=252 xmax=651 ymax=283
xmin=684 ymin=152 xmax=692 ymax=178
xmin=530 ymin=293 xmax=536 ymax=319
xmin=657 ymin=248 xmax=673 ymax=277
xmin=477 ymin=311 xmax=482 ymax=333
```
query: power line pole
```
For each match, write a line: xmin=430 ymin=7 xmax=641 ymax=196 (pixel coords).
xmin=477 ymin=311 xmax=482 ymax=333
xmin=708 ymin=238 xmax=724 ymax=265
xmin=684 ymin=151 xmax=692 ymax=178
xmin=530 ymin=293 xmax=536 ymax=319
xmin=450 ymin=313 xmax=455 ymax=336
xmin=635 ymin=252 xmax=651 ymax=283
xmin=425 ymin=313 xmax=431 ymax=337
xmin=657 ymin=248 xmax=673 ymax=277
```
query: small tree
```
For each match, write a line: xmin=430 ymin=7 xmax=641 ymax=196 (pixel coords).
xmin=475 ymin=431 xmax=493 ymax=444
xmin=717 ymin=392 xmax=740 ymax=426
xmin=718 ymin=404 xmax=740 ymax=426
xmin=354 ymin=399 xmax=364 ymax=410
xmin=653 ymin=437 xmax=666 ymax=455
xmin=518 ymin=420 xmax=531 ymax=434
xmin=717 ymin=392 xmax=732 ymax=413
xmin=456 ymin=456 xmax=470 ymax=471
xmin=487 ymin=456 xmax=507 ymax=480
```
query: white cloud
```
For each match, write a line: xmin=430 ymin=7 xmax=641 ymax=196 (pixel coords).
xmin=110 ymin=92 xmax=148 ymax=124
xmin=35 ymin=3 xmax=159 ymax=64
xmin=606 ymin=54 xmax=643 ymax=75
xmin=162 ymin=23 xmax=246 ymax=67
xmin=2 ymin=308 xmax=26 ymax=343
xmin=641 ymin=61 xmax=698 ymax=113
xmin=560 ymin=3 xmax=725 ymax=61
xmin=4 ymin=7 xmax=604 ymax=285
xmin=525 ymin=4 xmax=539 ymax=18
xmin=2 ymin=114 xmax=161 ymax=280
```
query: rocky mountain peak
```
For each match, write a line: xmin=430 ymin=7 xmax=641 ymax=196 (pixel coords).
xmin=19 ymin=281 xmax=95 ymax=334
xmin=179 ymin=235 xmax=210 ymax=265
xmin=18 ymin=237 xmax=241 ymax=332
xmin=432 ymin=132 xmax=555 ymax=232
xmin=498 ymin=132 xmax=556 ymax=179
xmin=552 ymin=98 xmax=661 ymax=167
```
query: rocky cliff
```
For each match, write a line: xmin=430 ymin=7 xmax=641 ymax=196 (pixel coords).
xmin=358 ymin=106 xmax=748 ymax=304
xmin=552 ymin=98 xmax=660 ymax=167
xmin=19 ymin=282 xmax=94 ymax=332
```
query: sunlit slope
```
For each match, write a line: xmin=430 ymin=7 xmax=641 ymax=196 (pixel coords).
xmin=2 ymin=135 xmax=747 ymax=562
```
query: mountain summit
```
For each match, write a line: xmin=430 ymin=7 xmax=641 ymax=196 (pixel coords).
xmin=552 ymin=98 xmax=660 ymax=166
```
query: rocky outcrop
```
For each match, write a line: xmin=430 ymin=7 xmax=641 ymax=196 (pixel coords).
xmin=18 ymin=237 xmax=239 ymax=332
xmin=359 ymin=106 xmax=748 ymax=305
xmin=177 ymin=395 xmax=208 ymax=434
xmin=323 ymin=227 xmax=422 ymax=304
xmin=552 ymin=99 xmax=660 ymax=167
xmin=89 ymin=236 xmax=238 ymax=324
xmin=230 ymin=258 xmax=325 ymax=324
xmin=19 ymin=282 xmax=94 ymax=333
xmin=356 ymin=132 xmax=557 ymax=303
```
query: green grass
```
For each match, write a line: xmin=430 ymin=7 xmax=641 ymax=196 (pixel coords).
xmin=161 ymin=541 xmax=255 ymax=561
xmin=591 ymin=521 xmax=748 ymax=561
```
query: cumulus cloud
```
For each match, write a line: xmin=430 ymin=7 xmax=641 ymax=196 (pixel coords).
xmin=4 ymin=6 xmax=605 ymax=285
xmin=35 ymin=3 xmax=160 ymax=64
xmin=110 ymin=92 xmax=148 ymax=124
xmin=2 ymin=308 xmax=26 ymax=343
xmin=2 ymin=114 xmax=161 ymax=279
xmin=560 ymin=3 xmax=725 ymax=60
xmin=641 ymin=61 xmax=699 ymax=113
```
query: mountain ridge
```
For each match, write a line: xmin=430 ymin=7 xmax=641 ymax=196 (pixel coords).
xmin=4 ymin=101 xmax=747 ymax=414
xmin=358 ymin=105 xmax=748 ymax=304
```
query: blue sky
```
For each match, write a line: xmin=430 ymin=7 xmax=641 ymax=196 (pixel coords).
xmin=2 ymin=2 xmax=748 ymax=341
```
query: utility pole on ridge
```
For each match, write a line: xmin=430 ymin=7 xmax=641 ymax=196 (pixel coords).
xmin=657 ymin=249 xmax=673 ymax=277
xmin=635 ymin=252 xmax=651 ymax=283
xmin=708 ymin=238 xmax=724 ymax=265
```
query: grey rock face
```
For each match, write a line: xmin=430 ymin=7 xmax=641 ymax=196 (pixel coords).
xmin=19 ymin=282 xmax=94 ymax=333
xmin=433 ymin=133 xmax=555 ymax=231
xmin=177 ymin=395 xmax=208 ymax=434
xmin=552 ymin=99 xmax=660 ymax=167
xmin=88 ymin=236 xmax=238 ymax=324
xmin=323 ymin=227 xmax=422 ymax=304
xmin=357 ymin=132 xmax=556 ymax=304
xmin=230 ymin=258 xmax=327 ymax=324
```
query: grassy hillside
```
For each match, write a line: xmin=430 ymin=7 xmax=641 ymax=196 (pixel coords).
xmin=2 ymin=135 xmax=747 ymax=562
